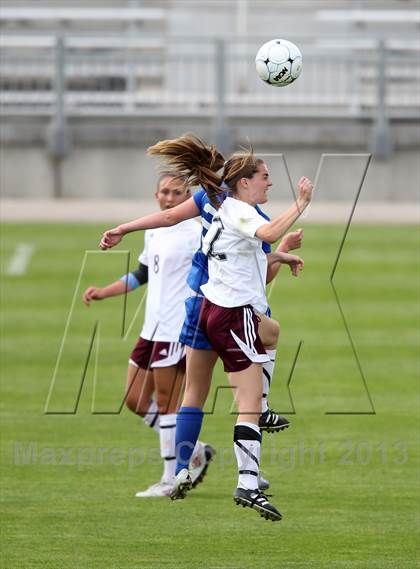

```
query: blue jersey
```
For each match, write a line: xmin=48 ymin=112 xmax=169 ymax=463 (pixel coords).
xmin=188 ymin=188 xmax=271 ymax=294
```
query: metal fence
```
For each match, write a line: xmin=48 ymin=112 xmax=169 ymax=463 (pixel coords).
xmin=1 ymin=35 xmax=419 ymax=119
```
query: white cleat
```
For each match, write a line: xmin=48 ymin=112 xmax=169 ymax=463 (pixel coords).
xmin=135 ymin=479 xmax=174 ymax=498
xmin=190 ymin=442 xmax=216 ymax=488
xmin=170 ymin=468 xmax=192 ymax=500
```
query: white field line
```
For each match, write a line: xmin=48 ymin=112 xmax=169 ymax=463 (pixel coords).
xmin=6 ymin=243 xmax=35 ymax=275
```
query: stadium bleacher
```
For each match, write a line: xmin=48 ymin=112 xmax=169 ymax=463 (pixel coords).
xmin=0 ymin=0 xmax=419 ymax=201
xmin=0 ymin=40 xmax=418 ymax=118
xmin=0 ymin=1 xmax=418 ymax=120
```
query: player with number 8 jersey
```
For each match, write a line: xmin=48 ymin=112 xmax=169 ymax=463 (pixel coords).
xmin=139 ymin=222 xmax=200 ymax=346
xmin=84 ymin=173 xmax=214 ymax=497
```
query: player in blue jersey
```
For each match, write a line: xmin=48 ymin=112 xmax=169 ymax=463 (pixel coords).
xmin=100 ymin=135 xmax=312 ymax=500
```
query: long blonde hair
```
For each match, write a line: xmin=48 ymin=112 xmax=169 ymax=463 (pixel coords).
xmin=148 ymin=134 xmax=264 ymax=207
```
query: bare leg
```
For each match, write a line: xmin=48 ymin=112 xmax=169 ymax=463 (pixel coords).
xmin=228 ymin=363 xmax=262 ymax=424
xmin=153 ymin=365 xmax=185 ymax=414
xmin=257 ymin=313 xmax=280 ymax=350
xmin=125 ymin=364 xmax=154 ymax=416
xmin=181 ymin=347 xmax=218 ymax=408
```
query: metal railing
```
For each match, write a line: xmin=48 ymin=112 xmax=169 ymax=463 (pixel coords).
xmin=0 ymin=35 xmax=419 ymax=119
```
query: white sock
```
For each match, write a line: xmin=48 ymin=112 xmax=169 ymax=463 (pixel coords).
xmin=159 ymin=413 xmax=177 ymax=483
xmin=234 ymin=422 xmax=261 ymax=490
xmin=143 ymin=399 xmax=160 ymax=434
xmin=262 ymin=349 xmax=276 ymax=413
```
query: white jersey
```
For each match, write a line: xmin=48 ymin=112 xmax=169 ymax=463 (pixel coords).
xmin=200 ymin=196 xmax=269 ymax=314
xmin=139 ymin=219 xmax=201 ymax=342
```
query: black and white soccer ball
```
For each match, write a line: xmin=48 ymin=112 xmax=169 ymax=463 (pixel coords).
xmin=255 ymin=39 xmax=302 ymax=87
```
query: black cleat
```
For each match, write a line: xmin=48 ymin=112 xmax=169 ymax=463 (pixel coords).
xmin=259 ymin=409 xmax=290 ymax=433
xmin=234 ymin=487 xmax=282 ymax=521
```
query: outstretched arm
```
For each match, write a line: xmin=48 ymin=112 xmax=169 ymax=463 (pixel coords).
xmin=256 ymin=177 xmax=313 ymax=244
xmin=83 ymin=280 xmax=128 ymax=306
xmin=266 ymin=229 xmax=303 ymax=283
xmin=82 ymin=263 xmax=148 ymax=306
xmin=99 ymin=197 xmax=200 ymax=250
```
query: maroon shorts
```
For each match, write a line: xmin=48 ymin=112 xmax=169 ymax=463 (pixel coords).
xmin=199 ymin=299 xmax=269 ymax=372
xmin=129 ymin=337 xmax=186 ymax=371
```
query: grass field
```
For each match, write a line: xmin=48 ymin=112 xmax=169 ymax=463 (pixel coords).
xmin=1 ymin=223 xmax=418 ymax=569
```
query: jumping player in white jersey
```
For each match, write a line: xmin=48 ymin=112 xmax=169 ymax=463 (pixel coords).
xmin=83 ymin=173 xmax=214 ymax=497
xmin=199 ymin=185 xmax=305 ymax=520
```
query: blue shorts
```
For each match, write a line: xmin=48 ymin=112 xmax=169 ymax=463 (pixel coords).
xmin=179 ymin=294 xmax=213 ymax=350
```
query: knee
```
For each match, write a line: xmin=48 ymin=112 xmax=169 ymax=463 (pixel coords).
xmin=125 ymin=393 xmax=140 ymax=415
xmin=155 ymin=389 xmax=171 ymax=414
xmin=272 ymin=319 xmax=280 ymax=342
xmin=264 ymin=318 xmax=280 ymax=347
xmin=125 ymin=388 xmax=150 ymax=416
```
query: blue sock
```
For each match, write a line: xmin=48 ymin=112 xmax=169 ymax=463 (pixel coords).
xmin=175 ymin=406 xmax=204 ymax=475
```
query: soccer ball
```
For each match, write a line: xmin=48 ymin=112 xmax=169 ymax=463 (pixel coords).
xmin=255 ymin=39 xmax=302 ymax=87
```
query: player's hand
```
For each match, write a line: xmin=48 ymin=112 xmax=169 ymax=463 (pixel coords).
xmin=99 ymin=227 xmax=123 ymax=250
xmin=281 ymin=253 xmax=304 ymax=277
xmin=297 ymin=176 xmax=313 ymax=205
xmin=280 ymin=229 xmax=303 ymax=252
xmin=83 ymin=287 xmax=105 ymax=306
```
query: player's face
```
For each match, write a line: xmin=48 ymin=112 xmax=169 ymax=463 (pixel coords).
xmin=155 ymin=176 xmax=190 ymax=210
xmin=244 ymin=163 xmax=272 ymax=205
xmin=247 ymin=163 xmax=273 ymax=205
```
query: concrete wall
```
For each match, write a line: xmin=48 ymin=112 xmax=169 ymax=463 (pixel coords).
xmin=2 ymin=143 xmax=419 ymax=202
